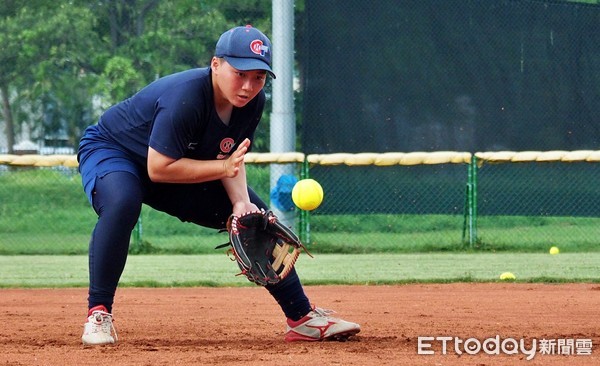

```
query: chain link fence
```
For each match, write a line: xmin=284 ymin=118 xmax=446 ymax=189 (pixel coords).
xmin=2 ymin=1 xmax=600 ymax=255
xmin=301 ymin=0 xmax=600 ymax=153
xmin=472 ymin=152 xmax=600 ymax=251
xmin=1 ymin=151 xmax=599 ymax=254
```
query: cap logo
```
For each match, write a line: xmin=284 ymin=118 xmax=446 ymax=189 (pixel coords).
xmin=250 ymin=39 xmax=268 ymax=56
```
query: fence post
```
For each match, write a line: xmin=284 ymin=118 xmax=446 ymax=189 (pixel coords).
xmin=469 ymin=155 xmax=478 ymax=247
xmin=299 ymin=157 xmax=310 ymax=244
xmin=131 ymin=217 xmax=142 ymax=249
xmin=463 ymin=155 xmax=479 ymax=248
xmin=462 ymin=170 xmax=471 ymax=245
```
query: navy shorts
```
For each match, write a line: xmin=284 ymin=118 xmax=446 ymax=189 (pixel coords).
xmin=77 ymin=127 xmax=266 ymax=229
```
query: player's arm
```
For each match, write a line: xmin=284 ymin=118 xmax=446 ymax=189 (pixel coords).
xmin=221 ymin=160 xmax=259 ymax=216
xmin=147 ymin=138 xmax=250 ymax=183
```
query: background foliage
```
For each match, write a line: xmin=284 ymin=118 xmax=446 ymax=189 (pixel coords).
xmin=2 ymin=0 xmax=598 ymax=154
xmin=0 ymin=0 xmax=275 ymax=152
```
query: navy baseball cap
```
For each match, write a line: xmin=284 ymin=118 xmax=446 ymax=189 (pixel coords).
xmin=215 ymin=25 xmax=276 ymax=79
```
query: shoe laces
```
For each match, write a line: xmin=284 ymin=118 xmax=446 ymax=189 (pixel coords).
xmin=311 ymin=307 xmax=336 ymax=318
xmin=91 ymin=310 xmax=118 ymax=342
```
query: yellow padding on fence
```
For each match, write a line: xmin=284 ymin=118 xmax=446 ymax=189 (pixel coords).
xmin=534 ymin=151 xmax=570 ymax=162
xmin=374 ymin=152 xmax=405 ymax=166
xmin=0 ymin=154 xmax=79 ymax=167
xmin=0 ymin=154 xmax=16 ymax=164
xmin=400 ymin=152 xmax=429 ymax=165
xmin=312 ymin=153 xmax=355 ymax=165
xmin=476 ymin=150 xmax=600 ymax=163
xmin=0 ymin=153 xmax=306 ymax=167
xmin=475 ymin=151 xmax=514 ymax=162
xmin=307 ymin=151 xmax=471 ymax=166
xmin=417 ymin=151 xmax=471 ymax=165
xmin=585 ymin=151 xmax=600 ymax=162
xmin=387 ymin=151 xmax=472 ymax=166
xmin=307 ymin=153 xmax=380 ymax=166
xmin=34 ymin=155 xmax=77 ymax=167
xmin=344 ymin=153 xmax=380 ymax=166
xmin=8 ymin=155 xmax=38 ymax=166
xmin=245 ymin=152 xmax=305 ymax=163
xmin=563 ymin=150 xmax=596 ymax=162
xmin=3 ymin=151 xmax=599 ymax=168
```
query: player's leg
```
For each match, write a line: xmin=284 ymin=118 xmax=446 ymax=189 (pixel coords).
xmin=145 ymin=181 xmax=312 ymax=314
xmin=242 ymin=188 xmax=361 ymax=341
xmin=88 ymin=171 xmax=143 ymax=311
xmin=81 ymin=171 xmax=144 ymax=345
xmin=146 ymin=181 xmax=360 ymax=341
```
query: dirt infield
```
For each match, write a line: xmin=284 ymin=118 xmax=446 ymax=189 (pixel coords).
xmin=1 ymin=284 xmax=597 ymax=366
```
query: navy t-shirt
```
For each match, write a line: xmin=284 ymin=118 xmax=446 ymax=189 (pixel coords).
xmin=94 ymin=67 xmax=264 ymax=167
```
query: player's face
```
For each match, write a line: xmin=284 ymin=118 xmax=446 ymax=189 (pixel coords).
xmin=213 ymin=59 xmax=267 ymax=108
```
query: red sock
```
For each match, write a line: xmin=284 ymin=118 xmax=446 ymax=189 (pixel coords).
xmin=87 ymin=305 xmax=108 ymax=317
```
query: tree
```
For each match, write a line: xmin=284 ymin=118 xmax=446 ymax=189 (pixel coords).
xmin=0 ymin=0 xmax=274 ymax=151
xmin=86 ymin=0 xmax=275 ymax=150
xmin=0 ymin=1 xmax=103 ymax=152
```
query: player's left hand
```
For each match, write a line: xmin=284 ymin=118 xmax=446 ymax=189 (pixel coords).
xmin=225 ymin=209 xmax=310 ymax=286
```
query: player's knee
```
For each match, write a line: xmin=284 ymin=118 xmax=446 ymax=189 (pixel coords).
xmin=93 ymin=179 xmax=143 ymax=222
xmin=103 ymin=192 xmax=142 ymax=223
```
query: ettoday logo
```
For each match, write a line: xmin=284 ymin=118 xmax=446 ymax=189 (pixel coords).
xmin=417 ymin=336 xmax=593 ymax=360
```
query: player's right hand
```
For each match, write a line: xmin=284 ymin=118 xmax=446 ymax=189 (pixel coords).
xmin=223 ymin=138 xmax=250 ymax=178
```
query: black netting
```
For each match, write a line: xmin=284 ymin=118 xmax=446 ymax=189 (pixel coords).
xmin=302 ymin=0 xmax=600 ymax=153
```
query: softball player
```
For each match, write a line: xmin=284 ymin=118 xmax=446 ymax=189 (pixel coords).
xmin=78 ymin=25 xmax=360 ymax=345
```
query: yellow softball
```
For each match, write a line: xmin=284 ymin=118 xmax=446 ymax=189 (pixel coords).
xmin=549 ymin=246 xmax=559 ymax=255
xmin=292 ymin=179 xmax=324 ymax=211
xmin=499 ymin=272 xmax=516 ymax=281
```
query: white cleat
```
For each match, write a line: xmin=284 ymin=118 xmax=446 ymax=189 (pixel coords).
xmin=285 ymin=307 xmax=360 ymax=342
xmin=82 ymin=306 xmax=118 ymax=345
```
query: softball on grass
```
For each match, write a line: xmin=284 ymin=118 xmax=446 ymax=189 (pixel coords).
xmin=499 ymin=272 xmax=516 ymax=281
xmin=292 ymin=179 xmax=324 ymax=211
xmin=549 ymin=246 xmax=560 ymax=255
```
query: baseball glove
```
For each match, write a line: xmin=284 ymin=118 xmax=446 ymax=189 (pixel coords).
xmin=219 ymin=209 xmax=311 ymax=286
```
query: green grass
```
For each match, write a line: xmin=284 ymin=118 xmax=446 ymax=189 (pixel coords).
xmin=2 ymin=168 xmax=600 ymax=255
xmin=307 ymin=230 xmax=465 ymax=253
xmin=0 ymin=253 xmax=598 ymax=288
